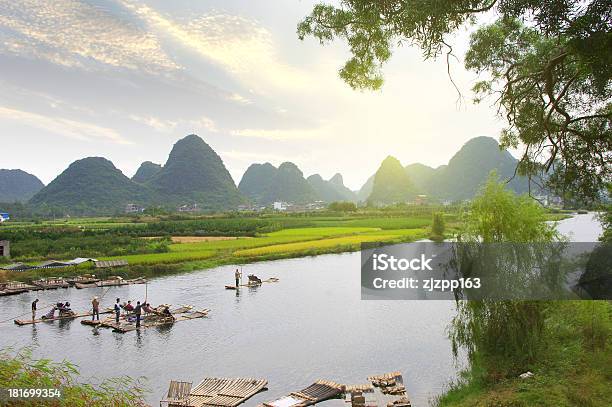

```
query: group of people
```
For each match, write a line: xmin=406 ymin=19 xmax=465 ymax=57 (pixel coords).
xmin=28 ymin=296 xmax=174 ymax=329
xmin=112 ymin=298 xmax=173 ymax=328
xmin=35 ymin=299 xmax=75 ymax=320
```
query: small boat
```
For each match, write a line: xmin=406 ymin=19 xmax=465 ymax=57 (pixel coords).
xmin=31 ymin=277 xmax=69 ymax=290
xmin=225 ymin=285 xmax=237 ymax=290
xmin=0 ymin=281 xmax=34 ymax=296
xmin=0 ymin=288 xmax=27 ymax=296
xmin=74 ymin=282 xmax=98 ymax=289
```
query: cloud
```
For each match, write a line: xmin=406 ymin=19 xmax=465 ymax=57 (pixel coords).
xmin=230 ymin=126 xmax=329 ymax=141
xmin=0 ymin=0 xmax=178 ymax=73
xmin=0 ymin=106 xmax=131 ymax=144
xmin=226 ymin=93 xmax=253 ymax=105
xmin=119 ymin=2 xmax=309 ymax=92
xmin=189 ymin=116 xmax=218 ymax=133
xmin=128 ymin=114 xmax=177 ymax=132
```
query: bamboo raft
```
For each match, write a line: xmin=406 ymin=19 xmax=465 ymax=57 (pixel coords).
xmin=82 ymin=305 xmax=194 ymax=326
xmin=225 ymin=277 xmax=279 ymax=290
xmin=96 ymin=277 xmax=146 ymax=287
xmin=179 ymin=377 xmax=268 ymax=407
xmin=14 ymin=310 xmax=113 ymax=326
xmin=260 ymin=380 xmax=345 ymax=407
xmin=74 ymin=277 xmax=146 ymax=289
xmin=66 ymin=275 xmax=100 ymax=285
xmin=345 ymin=372 xmax=410 ymax=407
xmin=31 ymin=277 xmax=70 ymax=290
xmin=91 ymin=307 xmax=209 ymax=333
xmin=0 ymin=281 xmax=40 ymax=296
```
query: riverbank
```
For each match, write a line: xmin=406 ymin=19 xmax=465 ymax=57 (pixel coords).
xmin=436 ymin=301 xmax=611 ymax=407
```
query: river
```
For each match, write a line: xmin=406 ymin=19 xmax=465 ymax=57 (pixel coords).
xmin=0 ymin=213 xmax=603 ymax=406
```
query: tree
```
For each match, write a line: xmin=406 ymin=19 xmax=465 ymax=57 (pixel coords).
xmin=451 ymin=174 xmax=560 ymax=381
xmin=430 ymin=212 xmax=445 ymax=241
xmin=328 ymin=201 xmax=357 ymax=211
xmin=298 ymin=1 xmax=611 ymax=201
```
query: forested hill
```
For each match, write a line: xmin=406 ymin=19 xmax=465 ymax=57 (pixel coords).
xmin=29 ymin=157 xmax=153 ymax=214
xmin=358 ymin=137 xmax=530 ymax=203
xmin=307 ymin=173 xmax=356 ymax=202
xmin=238 ymin=162 xmax=318 ymax=204
xmin=146 ymin=134 xmax=245 ymax=210
xmin=0 ymin=169 xmax=44 ymax=202
xmin=132 ymin=161 xmax=161 ymax=184
xmin=367 ymin=156 xmax=417 ymax=205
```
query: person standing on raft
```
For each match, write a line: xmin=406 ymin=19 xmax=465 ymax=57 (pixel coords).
xmin=31 ymin=299 xmax=38 ymax=321
xmin=91 ymin=296 xmax=100 ymax=321
xmin=114 ymin=298 xmax=121 ymax=323
xmin=235 ymin=269 xmax=241 ymax=288
xmin=134 ymin=301 xmax=142 ymax=328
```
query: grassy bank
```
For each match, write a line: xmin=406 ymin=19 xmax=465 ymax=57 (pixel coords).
xmin=436 ymin=301 xmax=611 ymax=407
xmin=0 ymin=348 xmax=148 ymax=406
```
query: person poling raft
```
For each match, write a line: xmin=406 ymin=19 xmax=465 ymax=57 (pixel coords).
xmin=225 ymin=269 xmax=279 ymax=290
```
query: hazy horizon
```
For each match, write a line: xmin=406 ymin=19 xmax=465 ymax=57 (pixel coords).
xmin=1 ymin=0 xmax=507 ymax=190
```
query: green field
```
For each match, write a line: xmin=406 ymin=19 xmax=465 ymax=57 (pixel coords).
xmin=0 ymin=213 xmax=441 ymax=281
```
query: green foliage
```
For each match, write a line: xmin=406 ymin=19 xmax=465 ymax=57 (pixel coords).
xmin=458 ymin=173 xmax=558 ymax=243
xmin=450 ymin=174 xmax=560 ymax=382
xmin=299 ymin=0 xmax=611 ymax=202
xmin=0 ymin=348 xmax=147 ymax=406
xmin=327 ymin=201 xmax=357 ymax=212
xmin=438 ymin=301 xmax=612 ymax=407
xmin=430 ymin=212 xmax=445 ymax=240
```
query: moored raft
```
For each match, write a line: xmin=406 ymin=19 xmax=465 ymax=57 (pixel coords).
xmin=225 ymin=277 xmax=279 ymax=290
xmin=31 ymin=277 xmax=70 ymax=290
xmin=14 ymin=309 xmax=112 ymax=326
xmin=0 ymin=281 xmax=37 ymax=296
xmin=162 ymin=377 xmax=268 ymax=407
xmin=344 ymin=371 xmax=410 ymax=407
xmin=66 ymin=274 xmax=100 ymax=285
xmin=96 ymin=276 xmax=146 ymax=287
xmin=260 ymin=380 xmax=345 ymax=407
xmin=96 ymin=307 xmax=209 ymax=333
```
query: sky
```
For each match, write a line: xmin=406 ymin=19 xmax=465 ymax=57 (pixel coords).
xmin=0 ymin=0 xmax=505 ymax=190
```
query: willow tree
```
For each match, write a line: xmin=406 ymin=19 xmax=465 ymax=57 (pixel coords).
xmin=448 ymin=174 xmax=562 ymax=380
xmin=298 ymin=1 xmax=611 ymax=201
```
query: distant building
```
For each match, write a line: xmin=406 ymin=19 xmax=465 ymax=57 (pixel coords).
xmin=0 ymin=213 xmax=9 ymax=223
xmin=178 ymin=203 xmax=199 ymax=212
xmin=125 ymin=203 xmax=144 ymax=213
xmin=414 ymin=195 xmax=428 ymax=205
xmin=273 ymin=201 xmax=288 ymax=211
xmin=0 ymin=240 xmax=9 ymax=258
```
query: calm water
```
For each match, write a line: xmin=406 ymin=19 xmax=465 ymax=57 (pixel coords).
xmin=0 ymin=213 xmax=602 ymax=406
